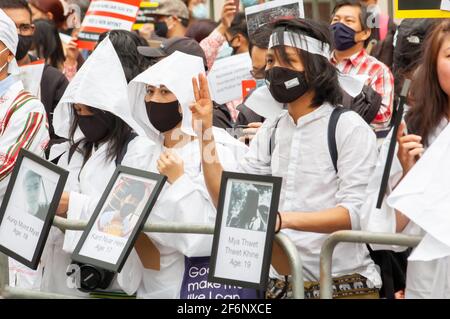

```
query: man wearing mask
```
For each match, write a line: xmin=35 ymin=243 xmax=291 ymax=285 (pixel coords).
xmin=149 ymin=0 xmax=190 ymax=39
xmin=330 ymin=0 xmax=394 ymax=132
xmin=0 ymin=8 xmax=49 ymax=289
xmin=0 ymin=0 xmax=68 ymax=144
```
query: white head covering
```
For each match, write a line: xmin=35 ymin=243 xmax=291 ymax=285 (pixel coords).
xmin=53 ymin=37 xmax=147 ymax=139
xmin=128 ymin=51 xmax=205 ymax=139
xmin=0 ymin=9 xmax=20 ymax=75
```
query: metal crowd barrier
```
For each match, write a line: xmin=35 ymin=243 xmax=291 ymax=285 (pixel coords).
xmin=319 ymin=230 xmax=423 ymax=299
xmin=0 ymin=216 xmax=304 ymax=299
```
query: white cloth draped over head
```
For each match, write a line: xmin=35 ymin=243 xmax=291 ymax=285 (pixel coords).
xmin=245 ymin=31 xmax=368 ymax=121
xmin=53 ymin=37 xmax=146 ymax=140
xmin=0 ymin=9 xmax=20 ymax=75
xmin=388 ymin=123 xmax=450 ymax=262
xmin=128 ymin=51 xmax=205 ymax=138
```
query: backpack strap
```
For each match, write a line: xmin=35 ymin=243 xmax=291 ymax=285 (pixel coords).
xmin=327 ymin=107 xmax=350 ymax=173
xmin=269 ymin=115 xmax=283 ymax=157
xmin=115 ymin=132 xmax=138 ymax=166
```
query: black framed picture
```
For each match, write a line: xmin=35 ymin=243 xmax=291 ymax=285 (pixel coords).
xmin=71 ymin=166 xmax=166 ymax=273
xmin=0 ymin=149 xmax=68 ymax=270
xmin=209 ymin=171 xmax=282 ymax=290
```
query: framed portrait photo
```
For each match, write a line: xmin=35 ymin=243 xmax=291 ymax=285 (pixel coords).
xmin=0 ymin=149 xmax=69 ymax=269
xmin=71 ymin=166 xmax=166 ymax=273
xmin=209 ymin=171 xmax=282 ymax=290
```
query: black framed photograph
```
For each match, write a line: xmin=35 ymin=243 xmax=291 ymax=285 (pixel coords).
xmin=71 ymin=166 xmax=166 ymax=273
xmin=0 ymin=149 xmax=68 ymax=269
xmin=209 ymin=171 xmax=282 ymax=290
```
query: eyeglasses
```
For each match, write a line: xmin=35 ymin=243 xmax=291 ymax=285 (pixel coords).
xmin=16 ymin=23 xmax=34 ymax=35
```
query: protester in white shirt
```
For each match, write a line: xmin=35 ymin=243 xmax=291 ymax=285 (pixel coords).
xmin=360 ymin=19 xmax=450 ymax=298
xmin=191 ymin=18 xmax=382 ymax=298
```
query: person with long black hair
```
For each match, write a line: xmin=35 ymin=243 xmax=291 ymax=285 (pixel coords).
xmin=361 ymin=19 xmax=450 ymax=299
xmin=37 ymin=34 xmax=156 ymax=296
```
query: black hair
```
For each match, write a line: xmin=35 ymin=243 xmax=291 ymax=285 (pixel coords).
xmin=228 ymin=12 xmax=249 ymax=42
xmin=270 ymin=19 xmax=343 ymax=107
xmin=332 ymin=0 xmax=370 ymax=31
xmin=98 ymin=30 xmax=152 ymax=83
xmin=393 ymin=19 xmax=435 ymax=98
xmin=68 ymin=106 xmax=133 ymax=167
xmin=33 ymin=19 xmax=65 ymax=69
xmin=186 ymin=19 xmax=218 ymax=43
xmin=180 ymin=17 xmax=190 ymax=28
xmin=249 ymin=26 xmax=272 ymax=56
xmin=0 ymin=0 xmax=32 ymax=18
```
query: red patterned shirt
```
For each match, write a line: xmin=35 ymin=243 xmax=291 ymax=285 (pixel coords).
xmin=331 ymin=49 xmax=394 ymax=131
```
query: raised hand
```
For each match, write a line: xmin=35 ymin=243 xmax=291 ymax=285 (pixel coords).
xmin=397 ymin=122 xmax=424 ymax=176
xmin=191 ymin=73 xmax=214 ymax=135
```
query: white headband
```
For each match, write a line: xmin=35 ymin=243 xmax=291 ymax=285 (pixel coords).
xmin=269 ymin=31 xmax=331 ymax=60
xmin=268 ymin=31 xmax=367 ymax=98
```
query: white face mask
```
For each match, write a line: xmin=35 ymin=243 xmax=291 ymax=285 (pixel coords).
xmin=0 ymin=47 xmax=9 ymax=73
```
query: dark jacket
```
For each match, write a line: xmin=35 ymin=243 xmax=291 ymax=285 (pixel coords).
xmin=29 ymin=55 xmax=69 ymax=141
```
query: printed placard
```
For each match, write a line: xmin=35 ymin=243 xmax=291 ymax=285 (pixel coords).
xmin=0 ymin=149 xmax=68 ymax=269
xmin=394 ymin=0 xmax=450 ymax=18
xmin=77 ymin=0 xmax=141 ymax=50
xmin=209 ymin=172 xmax=282 ymax=290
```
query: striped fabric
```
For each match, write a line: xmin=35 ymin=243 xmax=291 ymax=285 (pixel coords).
xmin=0 ymin=91 xmax=44 ymax=181
xmin=331 ymin=49 xmax=395 ymax=131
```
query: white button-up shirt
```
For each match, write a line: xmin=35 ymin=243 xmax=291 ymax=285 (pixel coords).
xmin=239 ymin=103 xmax=382 ymax=285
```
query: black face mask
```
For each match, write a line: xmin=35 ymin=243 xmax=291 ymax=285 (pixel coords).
xmin=265 ymin=67 xmax=310 ymax=103
xmin=154 ymin=21 xmax=168 ymax=38
xmin=146 ymin=100 xmax=182 ymax=133
xmin=78 ymin=111 xmax=115 ymax=143
xmin=16 ymin=35 xmax=33 ymax=61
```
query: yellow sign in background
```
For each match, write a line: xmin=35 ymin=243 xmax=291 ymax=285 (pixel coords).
xmin=394 ymin=0 xmax=450 ymax=19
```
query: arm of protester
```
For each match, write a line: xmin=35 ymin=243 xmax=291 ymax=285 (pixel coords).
xmin=199 ymin=0 xmax=236 ymax=70
xmin=157 ymin=150 xmax=184 ymax=184
xmin=191 ymin=73 xmax=224 ymax=207
xmin=63 ymin=37 xmax=79 ymax=81
xmin=370 ymin=65 xmax=395 ymax=129
xmin=394 ymin=122 xmax=424 ymax=232
xmin=238 ymin=122 xmax=263 ymax=144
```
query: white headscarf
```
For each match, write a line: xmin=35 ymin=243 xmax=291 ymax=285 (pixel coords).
xmin=53 ymin=37 xmax=147 ymax=140
xmin=128 ymin=51 xmax=205 ymax=139
xmin=0 ymin=9 xmax=20 ymax=75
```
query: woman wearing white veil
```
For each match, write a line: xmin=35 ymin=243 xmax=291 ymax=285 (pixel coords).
xmin=120 ymin=50 xmax=248 ymax=298
xmin=38 ymin=37 xmax=156 ymax=296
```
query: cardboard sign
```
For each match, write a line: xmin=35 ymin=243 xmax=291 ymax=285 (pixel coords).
xmin=132 ymin=1 xmax=159 ymax=31
xmin=207 ymin=53 xmax=253 ymax=105
xmin=394 ymin=0 xmax=450 ymax=18
xmin=245 ymin=0 xmax=304 ymax=39
xmin=77 ymin=0 xmax=141 ymax=50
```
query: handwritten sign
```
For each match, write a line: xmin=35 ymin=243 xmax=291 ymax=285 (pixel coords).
xmin=207 ymin=53 xmax=253 ymax=105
